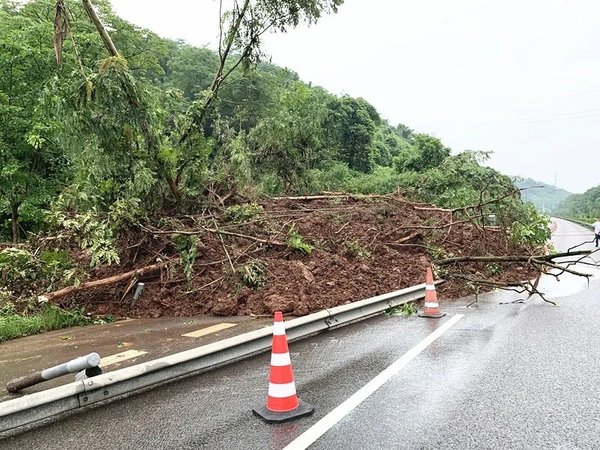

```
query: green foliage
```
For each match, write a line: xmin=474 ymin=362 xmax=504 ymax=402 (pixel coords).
xmin=508 ymin=204 xmax=551 ymax=247
xmin=426 ymin=245 xmax=450 ymax=260
xmin=556 ymin=184 xmax=600 ymax=221
xmin=0 ymin=246 xmax=84 ymax=298
xmin=174 ymin=235 xmax=199 ymax=281
xmin=0 ymin=304 xmax=91 ymax=343
xmin=108 ymin=198 xmax=146 ymax=229
xmin=287 ymin=225 xmax=313 ymax=255
xmin=326 ymin=96 xmax=379 ymax=173
xmin=250 ymin=82 xmax=331 ymax=190
xmin=224 ymin=203 xmax=263 ymax=223
xmin=46 ymin=189 xmax=147 ymax=267
xmin=238 ymin=260 xmax=267 ymax=290
xmin=49 ymin=210 xmax=120 ymax=267
xmin=344 ymin=240 xmax=371 ymax=258
xmin=0 ymin=3 xmax=66 ymax=242
xmin=397 ymin=151 xmax=509 ymax=208
xmin=0 ymin=248 xmax=41 ymax=292
xmin=394 ymin=134 xmax=450 ymax=173
xmin=40 ymin=250 xmax=83 ymax=290
xmin=485 ymin=263 xmax=502 ymax=275
xmin=385 ymin=302 xmax=417 ymax=317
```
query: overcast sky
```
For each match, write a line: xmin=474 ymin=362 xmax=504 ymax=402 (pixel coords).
xmin=110 ymin=0 xmax=600 ymax=193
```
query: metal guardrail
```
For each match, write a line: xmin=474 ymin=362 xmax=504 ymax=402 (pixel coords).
xmin=0 ymin=281 xmax=435 ymax=436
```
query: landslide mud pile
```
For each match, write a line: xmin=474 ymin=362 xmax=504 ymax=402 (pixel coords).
xmin=58 ymin=195 xmax=532 ymax=318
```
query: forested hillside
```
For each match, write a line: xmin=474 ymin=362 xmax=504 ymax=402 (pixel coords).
xmin=513 ymin=177 xmax=572 ymax=213
xmin=556 ymin=185 xmax=600 ymax=222
xmin=0 ymin=0 xmax=554 ymax=333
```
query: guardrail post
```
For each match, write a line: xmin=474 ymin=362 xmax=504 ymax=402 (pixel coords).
xmin=6 ymin=353 xmax=101 ymax=393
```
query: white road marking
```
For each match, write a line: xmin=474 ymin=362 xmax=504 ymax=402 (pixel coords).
xmin=182 ymin=322 xmax=237 ymax=338
xmin=99 ymin=350 xmax=148 ymax=368
xmin=283 ymin=314 xmax=464 ymax=450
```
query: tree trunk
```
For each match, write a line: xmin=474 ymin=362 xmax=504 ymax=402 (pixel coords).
xmin=11 ymin=202 xmax=20 ymax=244
xmin=39 ymin=262 xmax=165 ymax=302
xmin=81 ymin=0 xmax=119 ymax=57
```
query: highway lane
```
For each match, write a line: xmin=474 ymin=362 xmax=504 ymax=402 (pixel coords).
xmin=1 ymin=219 xmax=599 ymax=449
xmin=306 ymin=284 xmax=600 ymax=449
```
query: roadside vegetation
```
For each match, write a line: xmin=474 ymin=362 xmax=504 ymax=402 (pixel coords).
xmin=556 ymin=185 xmax=600 ymax=223
xmin=0 ymin=0 xmax=574 ymax=341
xmin=0 ymin=302 xmax=111 ymax=343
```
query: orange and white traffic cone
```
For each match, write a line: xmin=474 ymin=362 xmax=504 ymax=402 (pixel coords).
xmin=253 ymin=311 xmax=314 ymax=423
xmin=418 ymin=266 xmax=446 ymax=318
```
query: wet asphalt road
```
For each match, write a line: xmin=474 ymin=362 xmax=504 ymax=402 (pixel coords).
xmin=1 ymin=218 xmax=599 ymax=449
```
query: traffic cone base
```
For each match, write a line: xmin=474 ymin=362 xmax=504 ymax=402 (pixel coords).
xmin=253 ymin=398 xmax=314 ymax=424
xmin=418 ymin=310 xmax=446 ymax=318
xmin=419 ymin=267 xmax=446 ymax=318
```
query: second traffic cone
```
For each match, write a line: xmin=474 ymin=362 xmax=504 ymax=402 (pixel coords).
xmin=418 ymin=266 xmax=446 ymax=318
xmin=253 ymin=311 xmax=314 ymax=423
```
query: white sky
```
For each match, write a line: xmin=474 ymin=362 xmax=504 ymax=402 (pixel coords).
xmin=110 ymin=0 xmax=600 ymax=193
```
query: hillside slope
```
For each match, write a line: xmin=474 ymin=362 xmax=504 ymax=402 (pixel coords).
xmin=513 ymin=177 xmax=572 ymax=213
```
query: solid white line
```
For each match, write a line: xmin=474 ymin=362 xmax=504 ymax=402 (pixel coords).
xmin=283 ymin=314 xmax=464 ymax=450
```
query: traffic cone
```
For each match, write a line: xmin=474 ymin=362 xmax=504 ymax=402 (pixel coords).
xmin=418 ymin=266 xmax=446 ymax=318
xmin=253 ymin=311 xmax=314 ymax=423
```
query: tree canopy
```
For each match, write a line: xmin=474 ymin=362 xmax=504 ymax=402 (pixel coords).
xmin=0 ymin=0 xmax=543 ymax=258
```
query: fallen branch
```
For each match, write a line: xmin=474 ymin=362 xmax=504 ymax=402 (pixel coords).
xmin=271 ymin=194 xmax=386 ymax=201
xmin=448 ymin=274 xmax=558 ymax=306
xmin=212 ymin=219 xmax=235 ymax=272
xmin=182 ymin=277 xmax=224 ymax=295
xmin=141 ymin=224 xmax=287 ymax=246
xmin=39 ymin=262 xmax=165 ymax=302
xmin=436 ymin=250 xmax=591 ymax=265
xmin=396 ymin=232 xmax=420 ymax=244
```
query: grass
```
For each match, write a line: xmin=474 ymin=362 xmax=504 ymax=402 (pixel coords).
xmin=385 ymin=302 xmax=418 ymax=317
xmin=0 ymin=305 xmax=94 ymax=343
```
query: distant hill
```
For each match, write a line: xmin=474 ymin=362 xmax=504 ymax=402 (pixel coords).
xmin=512 ymin=177 xmax=572 ymax=213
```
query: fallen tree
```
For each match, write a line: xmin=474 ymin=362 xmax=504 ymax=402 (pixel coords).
xmin=435 ymin=249 xmax=599 ymax=305
xmin=38 ymin=262 xmax=165 ymax=302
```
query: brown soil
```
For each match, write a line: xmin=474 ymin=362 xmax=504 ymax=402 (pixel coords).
xmin=55 ymin=195 xmax=535 ymax=318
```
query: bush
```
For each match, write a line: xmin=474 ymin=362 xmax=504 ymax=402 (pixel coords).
xmin=224 ymin=203 xmax=263 ymax=223
xmin=508 ymin=204 xmax=551 ymax=247
xmin=238 ymin=260 xmax=267 ymax=289
xmin=0 ymin=248 xmax=42 ymax=295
